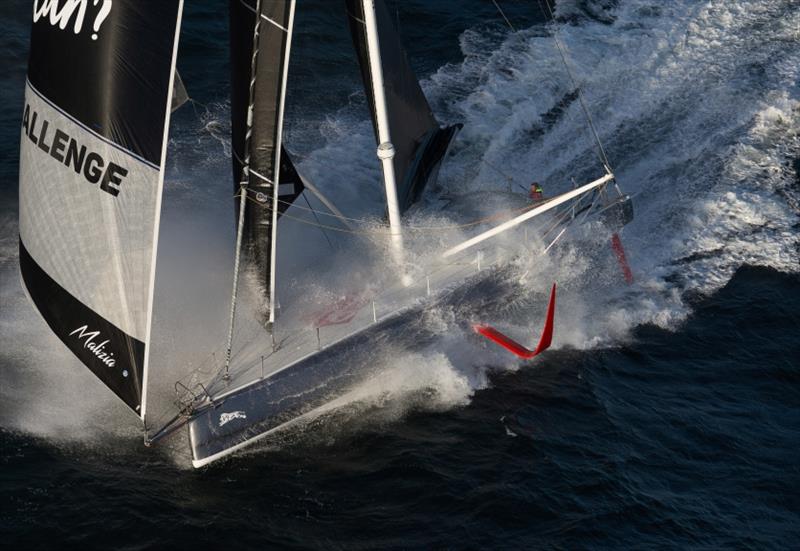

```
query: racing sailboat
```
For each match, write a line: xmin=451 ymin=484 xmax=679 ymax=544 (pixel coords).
xmin=18 ymin=0 xmax=632 ymax=467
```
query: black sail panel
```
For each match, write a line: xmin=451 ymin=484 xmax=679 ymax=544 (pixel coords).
xmin=345 ymin=0 xmax=459 ymax=212
xmin=27 ymin=1 xmax=182 ymax=166
xmin=19 ymin=0 xmax=183 ymax=413
xmin=230 ymin=0 xmax=301 ymax=294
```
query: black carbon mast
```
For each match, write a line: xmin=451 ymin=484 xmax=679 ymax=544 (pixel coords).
xmin=224 ymin=0 xmax=299 ymax=374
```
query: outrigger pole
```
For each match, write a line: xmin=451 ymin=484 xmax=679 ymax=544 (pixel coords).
xmin=443 ymin=172 xmax=615 ymax=258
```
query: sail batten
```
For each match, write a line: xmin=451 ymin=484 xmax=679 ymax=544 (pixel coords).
xmin=19 ymin=1 xmax=184 ymax=414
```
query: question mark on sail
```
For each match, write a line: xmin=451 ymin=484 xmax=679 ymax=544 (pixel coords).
xmin=91 ymin=0 xmax=112 ymax=41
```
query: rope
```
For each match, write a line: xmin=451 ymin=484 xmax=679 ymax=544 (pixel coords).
xmin=303 ymin=192 xmax=335 ymax=249
xmin=535 ymin=0 xmax=612 ymax=170
xmin=246 ymin=177 xmax=591 ymax=236
xmin=241 ymin=189 xmax=587 ymax=235
xmin=491 ymin=0 xmax=516 ymax=32
xmin=242 ymin=193 xmax=389 ymax=236
xmin=247 ymin=187 xmax=375 ymax=224
xmin=481 ymin=157 xmax=530 ymax=193
xmin=490 ymin=0 xmax=614 ymax=172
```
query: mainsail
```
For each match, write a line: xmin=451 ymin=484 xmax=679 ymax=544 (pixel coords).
xmin=19 ymin=0 xmax=184 ymax=414
xmin=345 ymin=0 xmax=460 ymax=212
xmin=230 ymin=0 xmax=301 ymax=309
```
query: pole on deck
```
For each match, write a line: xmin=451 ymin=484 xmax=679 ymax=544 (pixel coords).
xmin=362 ymin=0 xmax=408 ymax=284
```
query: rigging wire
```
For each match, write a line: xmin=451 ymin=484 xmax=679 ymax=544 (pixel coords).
xmin=491 ymin=0 xmax=517 ymax=32
xmin=481 ymin=156 xmax=530 ymax=193
xmin=242 ymin=192 xmax=388 ymax=236
xmin=490 ymin=0 xmax=614 ymax=172
xmin=246 ymin=187 xmax=375 ymax=224
xmin=222 ymin=0 xmax=269 ymax=379
xmin=535 ymin=0 xmax=612 ymax=171
xmin=241 ymin=186 xmax=598 ymax=236
xmin=303 ymin=192 xmax=336 ymax=250
xmin=240 ymin=168 xmax=556 ymax=235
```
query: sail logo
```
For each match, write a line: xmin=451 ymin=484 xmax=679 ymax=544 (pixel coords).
xmin=219 ymin=411 xmax=247 ymax=427
xmin=70 ymin=325 xmax=116 ymax=368
xmin=22 ymin=103 xmax=129 ymax=197
xmin=33 ymin=0 xmax=113 ymax=41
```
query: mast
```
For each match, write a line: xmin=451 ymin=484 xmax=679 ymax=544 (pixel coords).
xmin=225 ymin=0 xmax=297 ymax=374
xmin=346 ymin=0 xmax=460 ymax=272
xmin=361 ymin=0 xmax=407 ymax=276
xmin=268 ymin=0 xmax=297 ymax=328
xmin=224 ymin=0 xmax=267 ymax=376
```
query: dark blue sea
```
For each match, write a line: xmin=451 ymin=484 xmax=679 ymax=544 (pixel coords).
xmin=2 ymin=0 xmax=799 ymax=548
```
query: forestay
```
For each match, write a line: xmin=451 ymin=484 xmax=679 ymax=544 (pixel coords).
xmin=19 ymin=0 xmax=184 ymax=415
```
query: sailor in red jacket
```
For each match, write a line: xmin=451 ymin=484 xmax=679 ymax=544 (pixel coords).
xmin=529 ymin=182 xmax=544 ymax=202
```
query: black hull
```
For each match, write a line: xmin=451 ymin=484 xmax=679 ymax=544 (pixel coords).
xmin=188 ymin=304 xmax=439 ymax=467
xmin=187 ymin=266 xmax=497 ymax=467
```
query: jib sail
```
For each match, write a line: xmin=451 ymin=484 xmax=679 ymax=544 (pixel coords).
xmin=18 ymin=0 xmax=184 ymax=415
xmin=345 ymin=0 xmax=460 ymax=212
xmin=230 ymin=0 xmax=302 ymax=314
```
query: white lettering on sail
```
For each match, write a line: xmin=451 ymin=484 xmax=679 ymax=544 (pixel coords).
xmin=219 ymin=411 xmax=247 ymax=427
xmin=69 ymin=325 xmax=116 ymax=367
xmin=33 ymin=0 xmax=113 ymax=41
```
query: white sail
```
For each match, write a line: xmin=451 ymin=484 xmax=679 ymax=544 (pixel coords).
xmin=19 ymin=0 xmax=184 ymax=415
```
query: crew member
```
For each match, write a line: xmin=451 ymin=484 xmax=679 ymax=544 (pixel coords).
xmin=529 ymin=182 xmax=544 ymax=202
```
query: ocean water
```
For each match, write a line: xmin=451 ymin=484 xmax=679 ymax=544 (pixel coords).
xmin=2 ymin=0 xmax=799 ymax=548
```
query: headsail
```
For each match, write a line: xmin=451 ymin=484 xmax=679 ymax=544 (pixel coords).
xmin=230 ymin=0 xmax=301 ymax=309
xmin=345 ymin=0 xmax=460 ymax=212
xmin=19 ymin=0 xmax=184 ymax=414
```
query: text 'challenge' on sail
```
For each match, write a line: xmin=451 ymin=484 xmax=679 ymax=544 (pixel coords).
xmin=22 ymin=103 xmax=129 ymax=197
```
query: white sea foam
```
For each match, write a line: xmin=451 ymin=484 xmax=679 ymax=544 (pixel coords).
xmin=289 ymin=0 xmax=800 ymax=420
